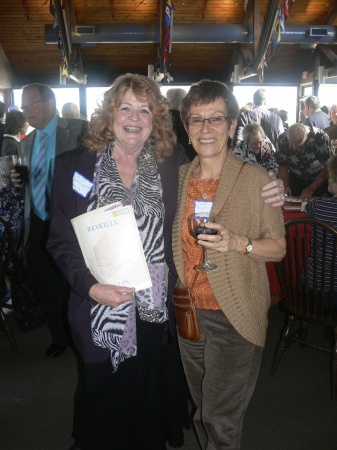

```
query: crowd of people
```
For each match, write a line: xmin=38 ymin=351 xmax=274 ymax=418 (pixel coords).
xmin=1 ymin=79 xmax=337 ymax=450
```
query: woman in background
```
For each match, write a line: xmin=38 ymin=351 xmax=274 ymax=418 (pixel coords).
xmin=233 ymin=122 xmax=278 ymax=173
xmin=0 ymin=155 xmax=24 ymax=304
xmin=1 ymin=110 xmax=27 ymax=157
xmin=0 ymin=155 xmax=24 ymax=240
xmin=324 ymin=104 xmax=337 ymax=153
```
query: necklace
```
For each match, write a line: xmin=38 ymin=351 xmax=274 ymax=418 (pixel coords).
xmin=192 ymin=175 xmax=220 ymax=200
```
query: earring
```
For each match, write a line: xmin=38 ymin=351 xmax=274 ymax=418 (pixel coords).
xmin=188 ymin=138 xmax=191 ymax=145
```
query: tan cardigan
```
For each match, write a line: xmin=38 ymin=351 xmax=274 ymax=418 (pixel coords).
xmin=172 ymin=151 xmax=285 ymax=347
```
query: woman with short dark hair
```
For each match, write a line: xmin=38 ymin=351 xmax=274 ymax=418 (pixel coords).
xmin=174 ymin=79 xmax=286 ymax=449
xmin=1 ymin=110 xmax=27 ymax=157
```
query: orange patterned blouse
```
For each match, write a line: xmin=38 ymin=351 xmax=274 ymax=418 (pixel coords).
xmin=182 ymin=175 xmax=221 ymax=310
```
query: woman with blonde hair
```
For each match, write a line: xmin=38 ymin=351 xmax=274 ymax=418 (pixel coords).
xmin=324 ymin=104 xmax=337 ymax=152
xmin=47 ymin=73 xmax=189 ymax=450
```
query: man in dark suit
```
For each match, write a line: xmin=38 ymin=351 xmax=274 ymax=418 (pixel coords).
xmin=12 ymin=83 xmax=88 ymax=357
xmin=234 ymin=88 xmax=284 ymax=148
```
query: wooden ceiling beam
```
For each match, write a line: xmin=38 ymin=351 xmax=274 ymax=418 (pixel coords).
xmin=202 ymin=0 xmax=208 ymax=20
xmin=21 ymin=0 xmax=30 ymax=20
xmin=243 ymin=0 xmax=254 ymax=24
xmin=318 ymin=44 xmax=337 ymax=67
xmin=322 ymin=0 xmax=337 ymax=25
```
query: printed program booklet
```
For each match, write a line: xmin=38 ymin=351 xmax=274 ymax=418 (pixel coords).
xmin=71 ymin=202 xmax=152 ymax=291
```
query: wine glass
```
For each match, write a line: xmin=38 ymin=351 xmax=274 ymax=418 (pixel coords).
xmin=12 ymin=155 xmax=29 ymax=184
xmin=189 ymin=214 xmax=218 ymax=272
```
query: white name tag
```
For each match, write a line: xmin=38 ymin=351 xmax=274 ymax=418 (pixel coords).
xmin=72 ymin=171 xmax=94 ymax=197
xmin=194 ymin=200 xmax=213 ymax=217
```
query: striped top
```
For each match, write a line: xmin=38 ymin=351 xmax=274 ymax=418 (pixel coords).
xmin=307 ymin=197 xmax=337 ymax=290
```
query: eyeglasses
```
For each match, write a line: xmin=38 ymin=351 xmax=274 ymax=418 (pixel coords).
xmin=250 ymin=141 xmax=263 ymax=148
xmin=188 ymin=116 xmax=228 ymax=128
xmin=21 ymin=100 xmax=44 ymax=112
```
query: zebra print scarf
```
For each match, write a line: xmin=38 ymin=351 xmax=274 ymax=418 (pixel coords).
xmin=88 ymin=143 xmax=167 ymax=372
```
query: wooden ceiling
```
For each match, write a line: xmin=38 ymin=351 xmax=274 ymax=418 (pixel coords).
xmin=1 ymin=0 xmax=337 ymax=87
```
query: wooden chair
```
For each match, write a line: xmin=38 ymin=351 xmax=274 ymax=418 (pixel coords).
xmin=270 ymin=217 xmax=337 ymax=400
xmin=0 ymin=216 xmax=20 ymax=355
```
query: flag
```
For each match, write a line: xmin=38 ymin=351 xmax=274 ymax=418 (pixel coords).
xmin=164 ymin=1 xmax=174 ymax=63
xmin=283 ymin=0 xmax=289 ymax=19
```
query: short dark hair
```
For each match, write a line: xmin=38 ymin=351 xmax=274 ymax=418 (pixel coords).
xmin=305 ymin=96 xmax=320 ymax=110
xmin=278 ymin=110 xmax=288 ymax=122
xmin=180 ymin=79 xmax=239 ymax=128
xmin=321 ymin=105 xmax=329 ymax=115
xmin=4 ymin=110 xmax=26 ymax=135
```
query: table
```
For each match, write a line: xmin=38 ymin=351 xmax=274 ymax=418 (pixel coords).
xmin=266 ymin=208 xmax=308 ymax=296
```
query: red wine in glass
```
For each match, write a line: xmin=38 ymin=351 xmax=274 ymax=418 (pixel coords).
xmin=12 ymin=155 xmax=29 ymax=183
xmin=190 ymin=214 xmax=218 ymax=272
xmin=14 ymin=164 xmax=29 ymax=183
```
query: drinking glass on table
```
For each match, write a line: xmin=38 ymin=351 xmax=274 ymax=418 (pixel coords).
xmin=189 ymin=213 xmax=218 ymax=272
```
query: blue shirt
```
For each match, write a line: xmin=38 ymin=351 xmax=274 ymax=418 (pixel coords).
xmin=31 ymin=115 xmax=58 ymax=220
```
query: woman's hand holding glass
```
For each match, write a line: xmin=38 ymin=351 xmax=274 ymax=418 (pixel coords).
xmin=10 ymin=168 xmax=22 ymax=187
xmin=196 ymin=220 xmax=247 ymax=254
xmin=190 ymin=214 xmax=218 ymax=272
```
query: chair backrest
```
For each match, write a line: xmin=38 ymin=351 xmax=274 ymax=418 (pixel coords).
xmin=0 ymin=216 xmax=14 ymax=299
xmin=274 ymin=217 xmax=337 ymax=326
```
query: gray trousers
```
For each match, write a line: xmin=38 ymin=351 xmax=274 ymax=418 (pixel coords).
xmin=178 ymin=309 xmax=263 ymax=450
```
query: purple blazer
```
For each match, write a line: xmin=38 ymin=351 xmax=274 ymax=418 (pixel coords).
xmin=47 ymin=145 xmax=188 ymax=363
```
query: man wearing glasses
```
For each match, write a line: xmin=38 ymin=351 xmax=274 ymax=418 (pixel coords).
xmin=12 ymin=83 xmax=88 ymax=358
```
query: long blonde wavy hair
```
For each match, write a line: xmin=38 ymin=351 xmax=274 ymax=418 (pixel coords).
xmin=84 ymin=73 xmax=176 ymax=161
